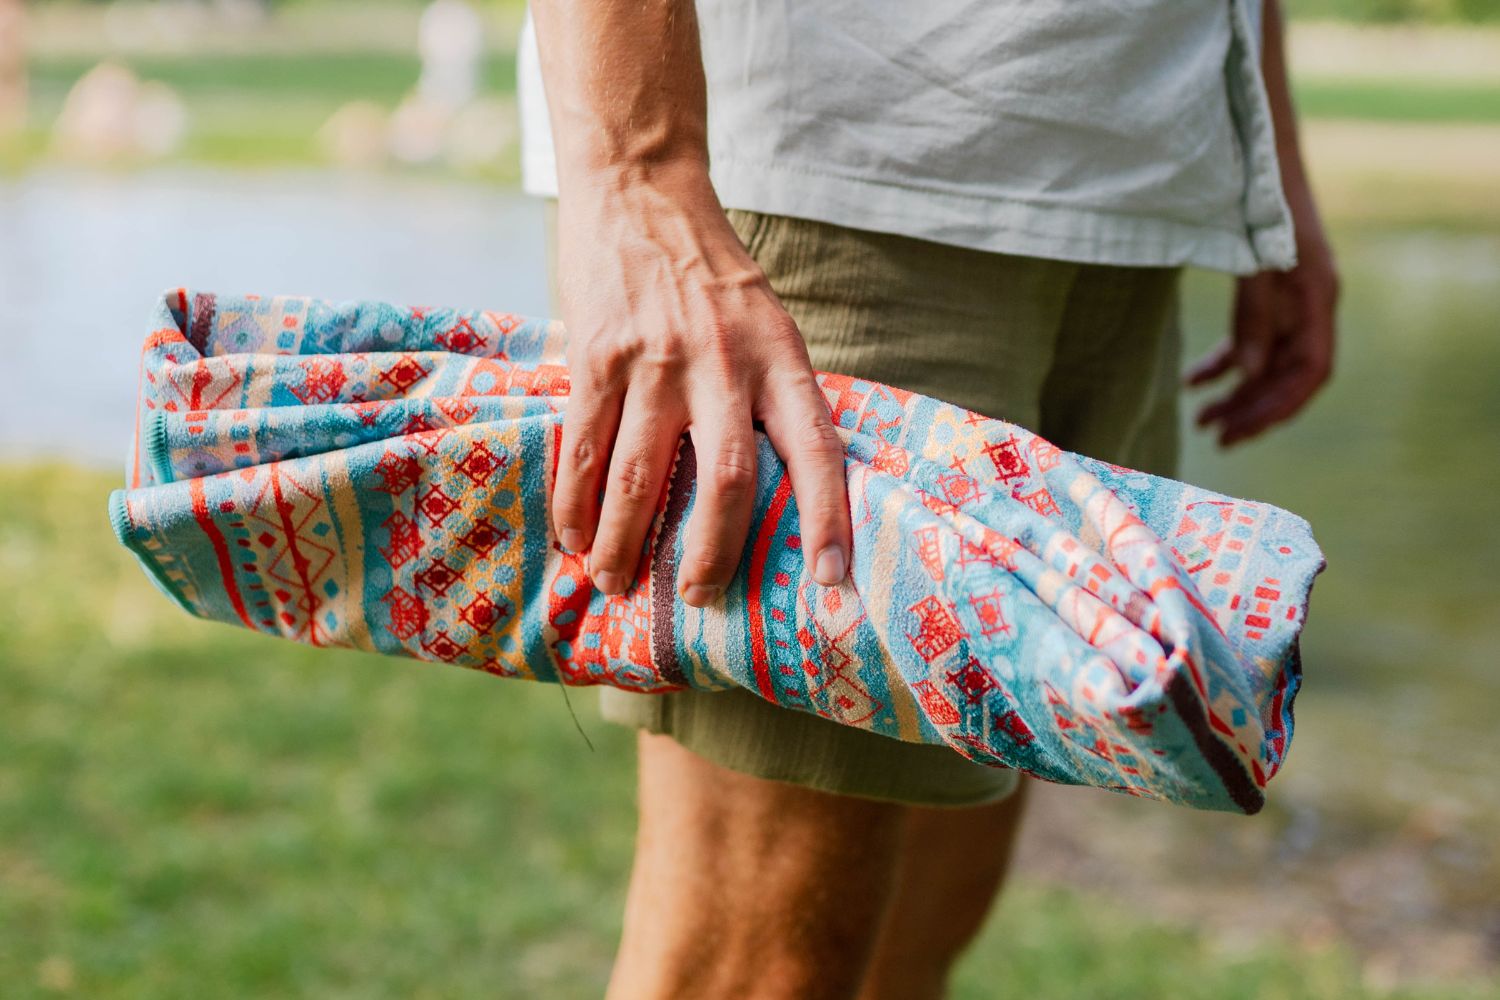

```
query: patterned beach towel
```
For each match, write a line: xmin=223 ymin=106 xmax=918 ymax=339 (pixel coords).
xmin=110 ymin=290 xmax=1324 ymax=814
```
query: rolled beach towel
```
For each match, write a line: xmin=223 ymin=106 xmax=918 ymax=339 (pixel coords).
xmin=110 ymin=290 xmax=1324 ymax=814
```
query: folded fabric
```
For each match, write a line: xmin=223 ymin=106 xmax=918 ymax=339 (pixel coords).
xmin=110 ymin=289 xmax=1324 ymax=814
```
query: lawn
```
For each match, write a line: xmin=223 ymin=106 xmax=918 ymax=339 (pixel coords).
xmin=1292 ymin=77 xmax=1500 ymax=124
xmin=0 ymin=463 xmax=1474 ymax=999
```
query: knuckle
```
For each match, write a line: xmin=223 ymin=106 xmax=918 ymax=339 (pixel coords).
xmin=706 ymin=449 xmax=756 ymax=498
xmin=585 ymin=335 xmax=642 ymax=379
xmin=565 ymin=435 xmax=604 ymax=476
xmin=588 ymin=537 xmax=635 ymax=571
xmin=551 ymin=496 xmax=587 ymax=524
xmin=793 ymin=413 xmax=844 ymax=456
xmin=611 ymin=457 xmax=659 ymax=502
xmin=634 ymin=330 xmax=693 ymax=372
xmin=799 ymin=492 xmax=849 ymax=532
xmin=683 ymin=545 xmax=738 ymax=582
xmin=769 ymin=314 xmax=804 ymax=346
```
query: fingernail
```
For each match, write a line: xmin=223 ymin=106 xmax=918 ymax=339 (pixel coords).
xmin=593 ymin=570 xmax=626 ymax=595
xmin=680 ymin=583 xmax=721 ymax=607
xmin=813 ymin=546 xmax=847 ymax=586
xmin=559 ymin=528 xmax=586 ymax=553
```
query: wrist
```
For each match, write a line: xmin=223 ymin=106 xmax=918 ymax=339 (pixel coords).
xmin=558 ymin=155 xmax=724 ymax=227
xmin=558 ymin=147 xmax=711 ymax=195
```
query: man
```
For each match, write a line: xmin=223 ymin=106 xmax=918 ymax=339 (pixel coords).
xmin=518 ymin=0 xmax=1337 ymax=996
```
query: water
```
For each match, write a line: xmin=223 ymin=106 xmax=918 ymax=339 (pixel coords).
xmin=3 ymin=169 xmax=1498 ymax=978
xmin=0 ymin=169 xmax=551 ymax=465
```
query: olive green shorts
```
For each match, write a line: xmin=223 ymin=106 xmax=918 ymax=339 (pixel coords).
xmin=546 ymin=206 xmax=1183 ymax=808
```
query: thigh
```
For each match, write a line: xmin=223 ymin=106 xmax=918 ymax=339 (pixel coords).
xmin=609 ymin=732 xmax=907 ymax=1000
xmin=727 ymin=209 xmax=1075 ymax=426
xmin=1038 ymin=263 xmax=1184 ymax=475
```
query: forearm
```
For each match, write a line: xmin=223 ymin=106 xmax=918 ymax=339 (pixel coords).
xmin=530 ymin=0 xmax=710 ymax=191
xmin=532 ymin=0 xmax=851 ymax=598
xmin=1258 ymin=0 xmax=1313 ymax=205
xmin=1190 ymin=0 xmax=1336 ymax=446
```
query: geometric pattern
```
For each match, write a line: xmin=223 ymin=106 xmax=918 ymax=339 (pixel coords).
xmin=109 ymin=289 xmax=1326 ymax=814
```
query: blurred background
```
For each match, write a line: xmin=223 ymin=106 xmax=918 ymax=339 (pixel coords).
xmin=1 ymin=1 xmax=1497 ymax=997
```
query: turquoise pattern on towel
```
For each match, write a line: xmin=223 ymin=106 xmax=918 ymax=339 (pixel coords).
xmin=110 ymin=290 xmax=1324 ymax=814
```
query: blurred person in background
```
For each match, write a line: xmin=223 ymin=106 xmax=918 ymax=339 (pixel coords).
xmin=520 ymin=0 xmax=1337 ymax=996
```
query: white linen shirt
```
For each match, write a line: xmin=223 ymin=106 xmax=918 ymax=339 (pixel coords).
xmin=517 ymin=0 xmax=1295 ymax=274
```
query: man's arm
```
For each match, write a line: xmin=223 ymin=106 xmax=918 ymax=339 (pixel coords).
xmin=530 ymin=0 xmax=852 ymax=604
xmin=1189 ymin=0 xmax=1339 ymax=446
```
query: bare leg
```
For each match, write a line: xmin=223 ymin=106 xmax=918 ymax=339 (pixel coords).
xmin=856 ymin=780 xmax=1031 ymax=1000
xmin=606 ymin=732 xmax=909 ymax=1000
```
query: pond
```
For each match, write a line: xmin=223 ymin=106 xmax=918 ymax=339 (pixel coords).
xmin=0 ymin=169 xmax=552 ymax=464
xmin=2 ymin=168 xmax=1497 ymax=984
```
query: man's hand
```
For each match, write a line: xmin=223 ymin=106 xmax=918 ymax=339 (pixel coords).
xmin=531 ymin=0 xmax=851 ymax=606
xmin=1188 ymin=212 xmax=1338 ymax=446
xmin=552 ymin=162 xmax=852 ymax=605
xmin=1187 ymin=0 xmax=1338 ymax=447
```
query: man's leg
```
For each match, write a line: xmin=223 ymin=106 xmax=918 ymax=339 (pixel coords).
xmin=606 ymin=733 xmax=908 ymax=1000
xmin=853 ymin=263 xmax=1184 ymax=1000
xmin=598 ymin=215 xmax=1075 ymax=999
xmin=856 ymin=782 xmax=1031 ymax=1000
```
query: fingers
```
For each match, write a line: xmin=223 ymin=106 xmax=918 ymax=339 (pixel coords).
xmin=1217 ymin=365 xmax=1319 ymax=445
xmin=1198 ymin=347 xmax=1324 ymax=446
xmin=1185 ymin=340 xmax=1235 ymax=387
xmin=553 ymin=370 xmax=623 ymax=555
xmin=677 ymin=396 xmax=759 ymax=607
xmin=1196 ymin=266 xmax=1338 ymax=446
xmin=1218 ymin=321 xmax=1333 ymax=445
xmin=759 ymin=370 xmax=852 ymax=588
xmin=1189 ymin=276 xmax=1275 ymax=422
xmin=1194 ymin=369 xmax=1260 ymax=429
xmin=588 ymin=383 xmax=684 ymax=595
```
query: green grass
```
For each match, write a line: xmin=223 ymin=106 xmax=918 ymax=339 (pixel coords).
xmin=1294 ymin=78 xmax=1500 ymax=124
xmin=1 ymin=463 xmax=1472 ymax=999
xmin=1287 ymin=0 xmax=1500 ymax=24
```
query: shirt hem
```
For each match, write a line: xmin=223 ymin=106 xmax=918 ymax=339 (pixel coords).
xmin=525 ymin=153 xmax=1295 ymax=275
